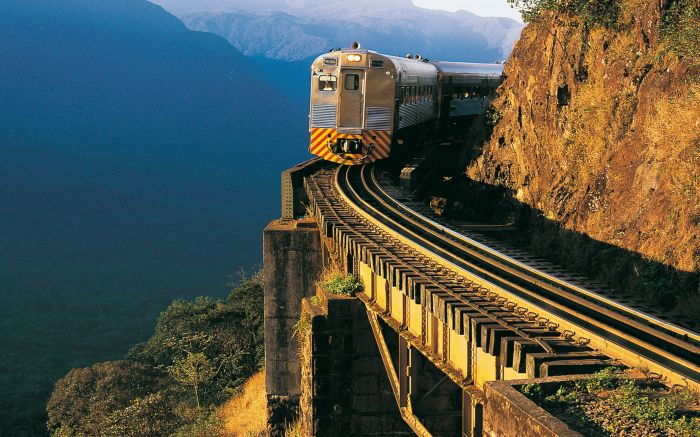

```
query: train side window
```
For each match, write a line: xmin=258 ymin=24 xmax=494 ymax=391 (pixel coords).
xmin=345 ymin=74 xmax=360 ymax=90
xmin=371 ymin=60 xmax=384 ymax=68
xmin=318 ymin=74 xmax=337 ymax=91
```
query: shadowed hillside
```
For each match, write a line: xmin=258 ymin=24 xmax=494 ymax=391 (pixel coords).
xmin=0 ymin=0 xmax=307 ymax=434
xmin=468 ymin=0 xmax=699 ymax=316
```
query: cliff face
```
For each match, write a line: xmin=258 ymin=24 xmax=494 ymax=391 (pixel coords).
xmin=468 ymin=2 xmax=699 ymax=282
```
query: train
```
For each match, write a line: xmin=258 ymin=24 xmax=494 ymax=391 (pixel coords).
xmin=309 ymin=42 xmax=504 ymax=165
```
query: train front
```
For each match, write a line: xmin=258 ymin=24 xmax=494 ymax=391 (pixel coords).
xmin=309 ymin=46 xmax=395 ymax=165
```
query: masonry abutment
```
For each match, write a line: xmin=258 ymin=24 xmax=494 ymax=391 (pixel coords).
xmin=264 ymin=219 xmax=324 ymax=435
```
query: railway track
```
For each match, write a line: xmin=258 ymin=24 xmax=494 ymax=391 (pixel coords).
xmin=305 ymin=162 xmax=700 ymax=390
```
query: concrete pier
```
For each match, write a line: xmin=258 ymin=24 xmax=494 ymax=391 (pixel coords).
xmin=263 ymin=219 xmax=324 ymax=435
xmin=298 ymin=291 xmax=412 ymax=436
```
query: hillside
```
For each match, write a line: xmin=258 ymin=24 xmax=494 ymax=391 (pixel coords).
xmin=467 ymin=1 xmax=699 ymax=315
xmin=0 ymin=0 xmax=306 ymax=168
xmin=0 ymin=0 xmax=307 ymax=434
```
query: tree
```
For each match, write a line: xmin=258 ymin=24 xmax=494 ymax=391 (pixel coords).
xmin=47 ymin=273 xmax=265 ymax=435
xmin=507 ymin=0 xmax=619 ymax=28
xmin=169 ymin=352 xmax=216 ymax=410
xmin=46 ymin=360 xmax=175 ymax=436
xmin=128 ymin=272 xmax=265 ymax=403
xmin=104 ymin=392 xmax=180 ymax=437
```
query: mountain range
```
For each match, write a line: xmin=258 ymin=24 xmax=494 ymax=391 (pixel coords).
xmin=154 ymin=0 xmax=524 ymax=63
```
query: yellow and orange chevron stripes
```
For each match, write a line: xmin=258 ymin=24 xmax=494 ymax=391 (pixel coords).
xmin=309 ymin=128 xmax=392 ymax=164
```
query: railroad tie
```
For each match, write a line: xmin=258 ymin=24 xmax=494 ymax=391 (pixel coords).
xmin=526 ymin=351 xmax=610 ymax=378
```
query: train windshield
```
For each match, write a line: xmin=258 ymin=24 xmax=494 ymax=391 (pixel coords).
xmin=318 ymin=74 xmax=337 ymax=91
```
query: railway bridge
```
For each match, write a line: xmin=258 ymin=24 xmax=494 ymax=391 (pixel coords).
xmin=263 ymin=158 xmax=700 ymax=436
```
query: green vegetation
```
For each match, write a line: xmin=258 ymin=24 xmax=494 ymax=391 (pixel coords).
xmin=47 ymin=273 xmax=264 ymax=436
xmin=320 ymin=271 xmax=363 ymax=296
xmin=508 ymin=0 xmax=699 ymax=54
xmin=292 ymin=313 xmax=312 ymax=342
xmin=507 ymin=0 xmax=620 ymax=28
xmin=663 ymin=0 xmax=700 ymax=62
xmin=169 ymin=352 xmax=217 ymax=410
xmin=518 ymin=368 xmax=700 ymax=435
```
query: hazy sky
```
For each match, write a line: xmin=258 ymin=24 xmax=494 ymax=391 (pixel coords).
xmin=413 ymin=0 xmax=522 ymax=21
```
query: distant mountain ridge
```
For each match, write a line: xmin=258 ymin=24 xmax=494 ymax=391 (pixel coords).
xmin=161 ymin=0 xmax=523 ymax=62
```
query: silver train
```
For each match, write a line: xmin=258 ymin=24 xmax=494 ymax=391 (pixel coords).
xmin=309 ymin=42 xmax=504 ymax=165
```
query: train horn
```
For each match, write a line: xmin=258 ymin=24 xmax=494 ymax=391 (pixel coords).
xmin=351 ymin=41 xmax=361 ymax=50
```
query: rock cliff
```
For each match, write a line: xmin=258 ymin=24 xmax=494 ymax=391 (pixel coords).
xmin=468 ymin=1 xmax=699 ymax=313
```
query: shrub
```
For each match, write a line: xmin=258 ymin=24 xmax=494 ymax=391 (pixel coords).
xmin=584 ymin=366 xmax=621 ymax=391
xmin=292 ymin=313 xmax=311 ymax=341
xmin=319 ymin=269 xmax=363 ymax=296
xmin=507 ymin=0 xmax=620 ymax=28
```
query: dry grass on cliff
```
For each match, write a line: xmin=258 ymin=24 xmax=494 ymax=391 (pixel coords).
xmin=646 ymin=84 xmax=700 ymax=149
xmin=560 ymin=30 xmax=641 ymax=189
xmin=219 ymin=371 xmax=266 ymax=437
xmin=645 ymin=84 xmax=700 ymax=269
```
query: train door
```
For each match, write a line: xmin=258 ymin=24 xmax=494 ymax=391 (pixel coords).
xmin=338 ymin=69 xmax=365 ymax=128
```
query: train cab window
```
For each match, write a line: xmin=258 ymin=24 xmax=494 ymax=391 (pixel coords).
xmin=323 ymin=58 xmax=338 ymax=66
xmin=318 ymin=74 xmax=337 ymax=91
xmin=344 ymin=74 xmax=360 ymax=90
xmin=371 ymin=60 xmax=384 ymax=68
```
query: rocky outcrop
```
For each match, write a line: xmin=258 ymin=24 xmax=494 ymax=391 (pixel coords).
xmin=468 ymin=1 xmax=699 ymax=312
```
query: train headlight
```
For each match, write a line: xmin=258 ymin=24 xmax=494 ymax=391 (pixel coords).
xmin=346 ymin=54 xmax=362 ymax=62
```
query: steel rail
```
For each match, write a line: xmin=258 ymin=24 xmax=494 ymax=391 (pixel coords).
xmin=339 ymin=166 xmax=558 ymax=354
xmin=329 ymin=167 xmax=556 ymax=351
xmin=368 ymin=168 xmax=700 ymax=358
xmin=337 ymin=163 xmax=699 ymax=388
xmin=372 ymin=169 xmax=700 ymax=345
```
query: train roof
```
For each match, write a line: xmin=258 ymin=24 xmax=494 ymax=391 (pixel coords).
xmin=384 ymin=54 xmax=439 ymax=84
xmin=312 ymin=47 xmax=504 ymax=85
xmin=430 ymin=61 xmax=504 ymax=77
